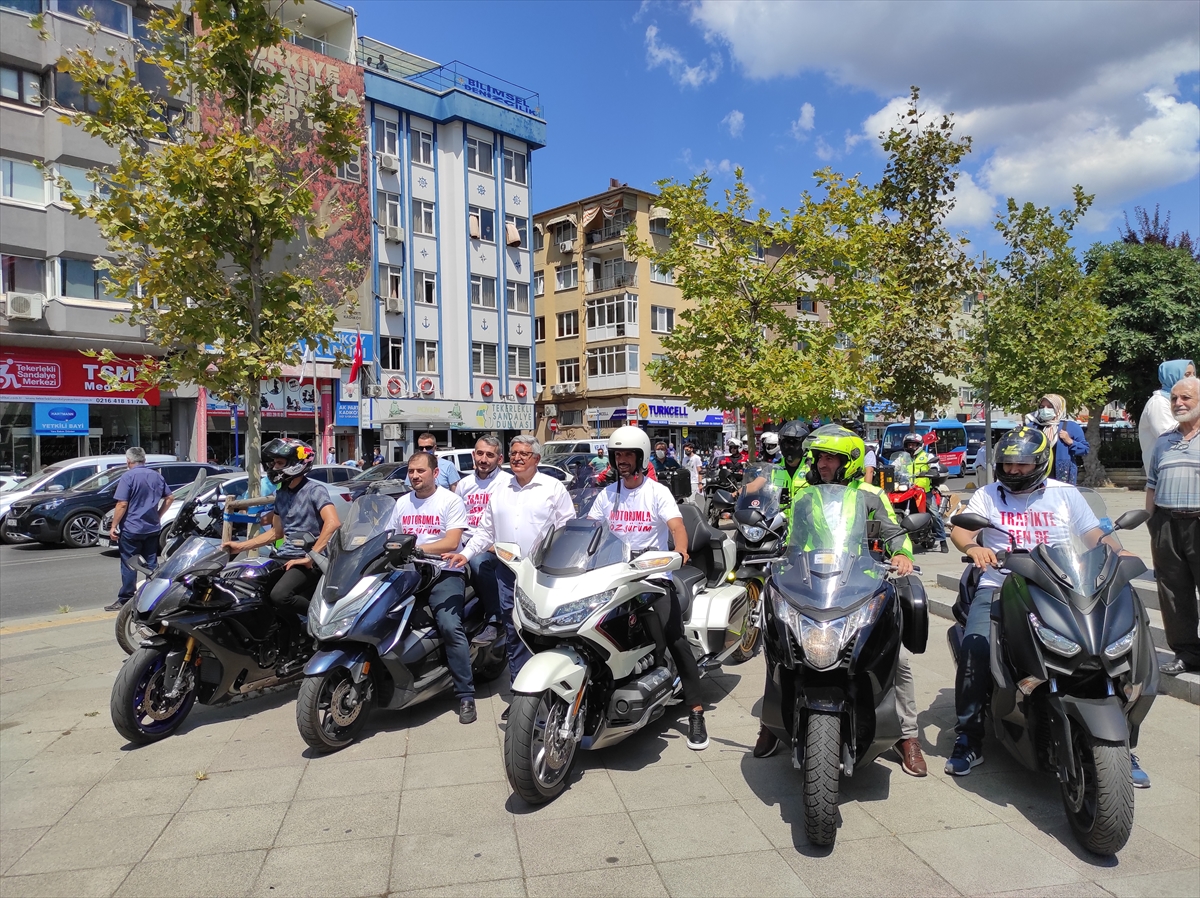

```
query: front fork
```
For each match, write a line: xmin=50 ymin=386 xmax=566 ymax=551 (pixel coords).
xmin=164 ymin=636 xmax=198 ymax=698
xmin=558 ymin=676 xmax=588 ymax=742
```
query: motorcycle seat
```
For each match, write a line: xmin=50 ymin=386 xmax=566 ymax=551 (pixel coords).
xmin=672 ymin=565 xmax=706 ymax=619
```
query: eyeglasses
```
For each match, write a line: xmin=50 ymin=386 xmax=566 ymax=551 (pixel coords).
xmin=509 ymin=451 xmax=535 ymax=460
xmin=418 ymin=445 xmax=436 ymax=452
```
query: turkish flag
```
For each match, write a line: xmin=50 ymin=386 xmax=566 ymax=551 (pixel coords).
xmin=347 ymin=330 xmax=363 ymax=385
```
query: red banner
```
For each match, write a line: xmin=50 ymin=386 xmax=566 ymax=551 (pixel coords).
xmin=0 ymin=348 xmax=160 ymax=406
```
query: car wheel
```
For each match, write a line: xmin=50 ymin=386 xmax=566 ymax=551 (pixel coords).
xmin=63 ymin=511 xmax=103 ymax=549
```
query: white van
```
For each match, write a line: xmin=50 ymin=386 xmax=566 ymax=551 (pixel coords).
xmin=0 ymin=454 xmax=175 ymax=544
xmin=540 ymin=439 xmax=608 ymax=458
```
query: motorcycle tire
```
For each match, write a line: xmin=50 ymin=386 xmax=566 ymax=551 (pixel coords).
xmin=802 ymin=711 xmax=841 ymax=846
xmin=296 ymin=669 xmax=372 ymax=753
xmin=504 ymin=691 xmax=578 ymax=805
xmin=1060 ymin=731 xmax=1133 ymax=855
xmin=110 ymin=646 xmax=197 ymax=744
xmin=114 ymin=600 xmax=147 ymax=656
xmin=727 ymin=580 xmax=762 ymax=664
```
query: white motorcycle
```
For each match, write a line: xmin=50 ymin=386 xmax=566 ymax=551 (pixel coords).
xmin=497 ymin=505 xmax=751 ymax=804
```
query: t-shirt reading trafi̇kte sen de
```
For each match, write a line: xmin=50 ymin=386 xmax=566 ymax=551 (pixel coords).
xmin=386 ymin=487 xmax=469 ymax=549
xmin=588 ymin=478 xmax=682 ymax=554
xmin=456 ymin=469 xmax=513 ymax=535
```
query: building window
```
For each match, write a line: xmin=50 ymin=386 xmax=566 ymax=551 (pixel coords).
xmin=379 ymin=335 xmax=404 ymax=370
xmin=535 ymin=361 xmax=545 ymax=387
xmin=508 ymin=345 xmax=531 ymax=379
xmin=466 ymin=136 xmax=493 ymax=175
xmin=59 ymin=258 xmax=116 ymax=301
xmin=337 ymin=152 xmax=361 ymax=183
xmin=59 ymin=0 xmax=131 ymax=32
xmin=412 ymin=129 xmax=433 ymax=166
xmin=472 ymin=341 xmax=498 ymax=377
xmin=1 ymin=254 xmax=45 ymax=294
xmin=555 ymin=264 xmax=577 ymax=291
xmin=553 ymin=221 xmax=577 ymax=245
xmin=962 ymin=295 xmax=976 ymax=314
xmin=505 ymin=213 xmax=527 ymax=247
xmin=587 ymin=344 xmax=638 ymax=377
xmin=412 ymin=199 xmax=435 ymax=235
xmin=468 ymin=206 xmax=495 ymax=242
xmin=503 ymin=148 xmax=527 ymax=185
xmin=835 ymin=332 xmax=852 ymax=350
xmin=649 ymin=217 xmax=670 ymax=237
xmin=533 ymin=270 xmax=544 ymax=296
xmin=557 ymin=310 xmax=579 ymax=338
xmin=534 ymin=316 xmax=545 ymax=342
xmin=651 ymin=353 xmax=666 ymax=364
xmin=506 ymin=281 xmax=529 ymax=313
xmin=650 ymin=305 xmax=674 ymax=333
xmin=534 ymin=228 xmax=544 ymax=251
xmin=585 ymin=294 xmax=638 ymax=338
xmin=695 ymin=230 xmax=714 ymax=247
xmin=649 ymin=263 xmax=675 ymax=285
xmin=0 ymin=65 xmax=43 ymax=107
xmin=797 ymin=296 xmax=816 ymax=313
xmin=414 ymin=270 xmax=436 ymax=305
xmin=380 ymin=191 xmax=401 ymax=228
xmin=557 ymin=357 xmax=580 ymax=384
xmin=56 ymin=164 xmax=101 ymax=202
xmin=1 ymin=157 xmax=44 ymax=204
xmin=380 ymin=264 xmax=402 ymax=299
xmin=957 ymin=326 xmax=969 ymax=340
xmin=374 ymin=119 xmax=399 ymax=156
xmin=52 ymin=70 xmax=97 ymax=114
xmin=415 ymin=340 xmax=438 ymax=374
xmin=749 ymin=239 xmax=765 ymax=261
xmin=470 ymin=274 xmax=497 ymax=309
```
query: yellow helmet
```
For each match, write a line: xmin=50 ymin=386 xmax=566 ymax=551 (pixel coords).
xmin=804 ymin=425 xmax=866 ymax=484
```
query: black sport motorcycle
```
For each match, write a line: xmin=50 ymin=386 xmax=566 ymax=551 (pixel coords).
xmin=761 ymin=484 xmax=929 ymax=846
xmin=948 ymin=494 xmax=1156 ymax=856
xmin=730 ymin=464 xmax=790 ymax=664
xmin=703 ymin=467 xmax=738 ymax=527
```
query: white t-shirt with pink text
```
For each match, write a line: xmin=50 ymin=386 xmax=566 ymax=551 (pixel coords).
xmin=588 ymin=478 xmax=682 ymax=553
xmin=387 ymin=486 xmax=468 ymax=550
xmin=457 ymin=468 xmax=513 ymax=536
xmin=965 ymin=479 xmax=1100 ymax=589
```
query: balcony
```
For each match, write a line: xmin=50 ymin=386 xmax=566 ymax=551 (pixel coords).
xmin=584 ymin=272 xmax=638 ymax=294
xmin=586 ymin=219 xmax=634 ymax=245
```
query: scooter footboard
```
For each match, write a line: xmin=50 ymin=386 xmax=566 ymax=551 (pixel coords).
xmin=511 ymin=648 xmax=587 ymax=702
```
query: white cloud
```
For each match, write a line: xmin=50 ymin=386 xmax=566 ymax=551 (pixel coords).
xmin=722 ymin=109 xmax=745 ymax=137
xmin=814 ymin=137 xmax=834 ymax=161
xmin=790 ymin=102 xmax=815 ymax=139
xmin=645 ymin=24 xmax=722 ymax=89
xmin=944 ymin=172 xmax=997 ymax=229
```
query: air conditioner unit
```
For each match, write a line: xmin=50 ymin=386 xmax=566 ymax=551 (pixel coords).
xmin=366 ymin=384 xmax=384 ymax=398
xmin=385 ymin=225 xmax=405 ymax=244
xmin=378 ymin=152 xmax=400 ymax=172
xmin=381 ymin=423 xmax=404 ymax=441
xmin=550 ymin=384 xmax=565 ymax=396
xmin=563 ymin=384 xmax=577 ymax=395
xmin=384 ymin=296 xmax=402 ymax=313
xmin=558 ymin=240 xmax=574 ymax=254
xmin=5 ymin=292 xmax=45 ymax=321
xmin=544 ymin=403 xmax=558 ymax=416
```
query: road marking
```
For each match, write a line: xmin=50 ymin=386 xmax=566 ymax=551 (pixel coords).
xmin=1 ymin=551 xmax=107 ymax=566
xmin=0 ymin=611 xmax=115 ymax=635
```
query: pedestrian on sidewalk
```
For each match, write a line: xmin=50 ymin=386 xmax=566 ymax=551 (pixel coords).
xmin=1026 ymin=394 xmax=1089 ymax=485
xmin=106 ymin=448 xmax=173 ymax=612
xmin=1146 ymin=375 xmax=1200 ymax=676
xmin=1139 ymin=359 xmax=1195 ymax=475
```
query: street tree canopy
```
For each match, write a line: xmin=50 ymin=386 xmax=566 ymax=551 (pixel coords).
xmin=36 ymin=0 xmax=364 ymax=492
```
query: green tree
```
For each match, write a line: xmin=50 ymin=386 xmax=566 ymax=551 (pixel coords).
xmin=36 ymin=0 xmax=363 ymax=493
xmin=626 ymin=168 xmax=892 ymax=455
xmin=865 ymin=87 xmax=978 ymax=425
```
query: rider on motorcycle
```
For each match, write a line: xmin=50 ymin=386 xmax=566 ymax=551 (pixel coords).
xmin=899 ymin=432 xmax=949 ymax=553
xmin=753 ymin=425 xmax=928 ymax=777
xmin=946 ymin=425 xmax=1149 ymax=785
xmin=741 ymin=420 xmax=809 ymax=508
xmin=761 ymin=432 xmax=781 ymax=464
xmin=587 ymin=425 xmax=710 ymax=751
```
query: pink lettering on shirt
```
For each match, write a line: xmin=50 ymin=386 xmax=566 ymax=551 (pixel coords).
xmin=401 ymin=513 xmax=445 ymax=537
xmin=465 ymin=491 xmax=491 ymax=528
xmin=607 ymin=508 xmax=654 ymax=534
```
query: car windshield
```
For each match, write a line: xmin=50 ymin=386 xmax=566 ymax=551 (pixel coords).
xmin=322 ymin=493 xmax=397 ymax=601
xmin=532 ymin=518 xmax=630 ymax=576
xmin=73 ymin=468 xmax=127 ymax=493
xmin=13 ymin=465 xmax=65 ymax=493
xmin=882 ymin=427 xmax=927 ymax=453
xmin=736 ymin=464 xmax=783 ymax=521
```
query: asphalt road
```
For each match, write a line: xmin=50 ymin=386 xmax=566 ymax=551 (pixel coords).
xmin=0 ymin=540 xmax=124 ymax=621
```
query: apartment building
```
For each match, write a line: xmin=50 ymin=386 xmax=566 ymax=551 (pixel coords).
xmin=532 ymin=182 xmax=724 ymax=450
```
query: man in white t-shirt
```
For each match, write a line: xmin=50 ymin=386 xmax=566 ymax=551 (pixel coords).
xmin=586 ymin=426 xmax=711 ymax=751
xmin=456 ymin=434 xmax=513 ymax=647
xmin=387 ymin=452 xmax=477 ymax=724
xmin=682 ymin=442 xmax=704 ymax=497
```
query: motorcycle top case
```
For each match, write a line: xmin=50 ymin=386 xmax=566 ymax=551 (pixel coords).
xmin=661 ymin=468 xmax=693 ymax=502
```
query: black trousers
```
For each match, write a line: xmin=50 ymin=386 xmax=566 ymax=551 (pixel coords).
xmin=270 ymin=564 xmax=322 ymax=615
xmin=1149 ymin=510 xmax=1200 ymax=667
xmin=643 ymin=586 xmax=704 ymax=710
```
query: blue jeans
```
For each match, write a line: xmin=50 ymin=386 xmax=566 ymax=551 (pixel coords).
xmin=924 ymin=489 xmax=947 ymax=541
xmin=427 ymin=571 xmax=474 ymax=700
xmin=118 ymin=530 xmax=160 ymax=602
xmin=467 ymin=551 xmax=501 ymax=623
xmin=955 ymin=586 xmax=997 ymax=743
xmin=496 ymin=564 xmax=531 ymax=685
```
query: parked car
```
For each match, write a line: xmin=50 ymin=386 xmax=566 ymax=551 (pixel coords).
xmin=102 ymin=473 xmax=240 ymax=550
xmin=0 ymin=474 xmax=25 ymax=492
xmin=5 ymin=462 xmax=227 ymax=548
xmin=437 ymin=449 xmax=475 ymax=476
xmin=305 ymin=464 xmax=359 ymax=485
xmin=499 ymin=463 xmax=569 ymax=482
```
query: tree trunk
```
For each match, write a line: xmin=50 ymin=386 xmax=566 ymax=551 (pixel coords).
xmin=745 ymin=405 xmax=757 ymax=462
xmin=1080 ymin=403 xmax=1109 ymax=488
xmin=247 ymin=377 xmax=263 ymax=499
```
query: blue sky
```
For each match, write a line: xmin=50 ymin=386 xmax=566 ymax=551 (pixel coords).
xmin=354 ymin=0 xmax=1200 ymax=258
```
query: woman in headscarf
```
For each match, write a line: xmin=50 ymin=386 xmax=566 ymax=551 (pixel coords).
xmin=1138 ymin=359 xmax=1196 ymax=475
xmin=1025 ymin=393 xmax=1090 ymax=485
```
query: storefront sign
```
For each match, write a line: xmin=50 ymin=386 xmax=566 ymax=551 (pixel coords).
xmin=594 ymin=399 xmax=724 ymax=428
xmin=457 ymin=76 xmax=539 ymax=116
xmin=33 ymin=402 xmax=89 ymax=435
xmin=376 ymin=398 xmax=533 ymax=431
xmin=0 ymin=349 xmax=160 ymax=406
xmin=205 ymin=377 xmax=326 ymax=417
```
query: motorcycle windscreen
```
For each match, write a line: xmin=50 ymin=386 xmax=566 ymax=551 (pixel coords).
xmin=777 ymin=484 xmax=882 ymax=611
xmin=532 ymin=518 xmax=631 ymax=576
xmin=1034 ymin=539 xmax=1113 ymax=599
xmin=570 ymin=486 xmax=603 ymax=519
xmin=736 ymin=464 xmax=783 ymax=523
xmin=153 ymin=535 xmax=226 ymax=580
xmin=322 ymin=493 xmax=396 ymax=602
xmin=889 ymin=451 xmax=914 ymax=488
xmin=1075 ymin=486 xmax=1120 ymax=542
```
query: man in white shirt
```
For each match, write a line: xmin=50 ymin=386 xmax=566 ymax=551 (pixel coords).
xmin=387 ymin=452 xmax=477 ymax=724
xmin=682 ymin=442 xmax=704 ymax=497
xmin=586 ymin=426 xmax=710 ymax=751
xmin=456 ymin=434 xmax=513 ymax=647
xmin=445 ymin=436 xmax=574 ymax=714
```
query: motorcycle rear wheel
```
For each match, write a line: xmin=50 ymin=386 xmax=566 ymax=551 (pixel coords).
xmin=504 ymin=691 xmax=578 ymax=805
xmin=296 ymin=669 xmax=372 ymax=753
xmin=110 ymin=646 xmax=196 ymax=744
xmin=802 ymin=710 xmax=841 ymax=846
xmin=727 ymin=579 xmax=762 ymax=664
xmin=1061 ymin=731 xmax=1133 ymax=855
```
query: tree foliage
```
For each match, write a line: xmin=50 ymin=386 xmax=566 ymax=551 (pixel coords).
xmin=35 ymin=0 xmax=364 ymax=492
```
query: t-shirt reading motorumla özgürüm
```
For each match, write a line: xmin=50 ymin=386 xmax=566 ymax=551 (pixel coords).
xmin=964 ymin=479 xmax=1100 ymax=590
xmin=456 ymin=468 xmax=513 ymax=535
xmin=588 ymin=477 xmax=682 ymax=553
xmin=386 ymin=486 xmax=468 ymax=549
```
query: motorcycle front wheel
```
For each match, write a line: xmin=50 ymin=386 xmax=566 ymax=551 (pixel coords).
xmin=110 ymin=646 xmax=196 ymax=744
xmin=727 ymin=579 xmax=762 ymax=664
xmin=504 ymin=691 xmax=579 ymax=805
xmin=1061 ymin=730 xmax=1133 ymax=855
xmin=802 ymin=710 xmax=841 ymax=846
xmin=296 ymin=669 xmax=372 ymax=753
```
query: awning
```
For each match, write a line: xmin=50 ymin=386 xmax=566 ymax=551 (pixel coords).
xmin=533 ymin=222 xmax=543 ymax=234
xmin=649 ymin=205 xmax=671 ymax=220
xmin=543 ymin=213 xmax=577 ymax=229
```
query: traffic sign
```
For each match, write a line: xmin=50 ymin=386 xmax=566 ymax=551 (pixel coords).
xmin=548 ymin=417 xmax=558 ymax=433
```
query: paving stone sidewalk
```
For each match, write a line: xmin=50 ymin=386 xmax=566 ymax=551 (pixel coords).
xmin=1 ymin=604 xmax=1197 ymax=898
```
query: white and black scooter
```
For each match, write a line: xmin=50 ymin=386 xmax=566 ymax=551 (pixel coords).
xmin=497 ymin=504 xmax=751 ymax=804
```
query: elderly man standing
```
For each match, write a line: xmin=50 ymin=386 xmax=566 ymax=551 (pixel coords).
xmin=445 ymin=435 xmax=574 ymax=718
xmin=1147 ymin=376 xmax=1200 ymax=676
xmin=105 ymin=448 xmax=173 ymax=612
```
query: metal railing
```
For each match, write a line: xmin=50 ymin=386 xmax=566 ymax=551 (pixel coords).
xmin=587 ymin=219 xmax=634 ymax=244
xmin=288 ymin=33 xmax=352 ymax=63
xmin=585 ymin=272 xmax=638 ymax=294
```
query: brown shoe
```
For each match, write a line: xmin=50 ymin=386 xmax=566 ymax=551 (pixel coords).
xmin=752 ymin=724 xmax=780 ymax=758
xmin=897 ymin=738 xmax=928 ymax=777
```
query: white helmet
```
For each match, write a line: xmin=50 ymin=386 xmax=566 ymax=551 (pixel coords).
xmin=761 ymin=432 xmax=779 ymax=452
xmin=608 ymin=425 xmax=652 ymax=472
xmin=727 ymin=437 xmax=743 ymax=450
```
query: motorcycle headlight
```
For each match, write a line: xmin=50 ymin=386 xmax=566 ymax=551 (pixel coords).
xmin=772 ymin=591 xmax=886 ymax=670
xmin=548 ymin=589 xmax=616 ymax=628
xmin=1103 ymin=624 xmax=1136 ymax=659
xmin=36 ymin=499 xmax=64 ymax=511
xmin=739 ymin=524 xmax=766 ymax=542
xmin=313 ymin=576 xmax=382 ymax=641
xmin=515 ymin=584 xmax=540 ymax=626
xmin=1029 ymin=612 xmax=1082 ymax=658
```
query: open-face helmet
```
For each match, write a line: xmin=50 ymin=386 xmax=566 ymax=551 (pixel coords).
xmin=607 ymin=425 xmax=652 ymax=473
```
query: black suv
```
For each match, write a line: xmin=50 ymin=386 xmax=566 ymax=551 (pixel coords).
xmin=5 ymin=463 xmax=229 ymax=548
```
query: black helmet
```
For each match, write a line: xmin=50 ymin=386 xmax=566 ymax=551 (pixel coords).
xmin=902 ymin=432 xmax=923 ymax=452
xmin=777 ymin=420 xmax=810 ymax=460
xmin=992 ymin=425 xmax=1052 ymax=493
xmin=262 ymin=437 xmax=315 ymax=484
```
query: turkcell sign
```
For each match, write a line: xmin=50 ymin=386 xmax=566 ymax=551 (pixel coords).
xmin=459 ymin=77 xmax=538 ymax=116
xmin=33 ymin=402 xmax=89 ymax=435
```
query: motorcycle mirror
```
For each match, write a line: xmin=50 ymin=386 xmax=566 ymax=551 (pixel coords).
xmin=292 ymin=530 xmax=316 ymax=545
xmin=308 ymin=551 xmax=328 ymax=573
xmin=734 ymin=507 xmax=764 ymax=527
xmin=1113 ymin=509 xmax=1151 ymax=531
xmin=902 ymin=512 xmax=932 ymax=532
xmin=950 ymin=512 xmax=992 ymax=531
xmin=385 ymin=531 xmax=416 ymax=560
